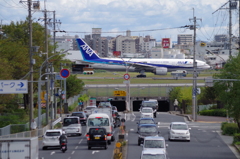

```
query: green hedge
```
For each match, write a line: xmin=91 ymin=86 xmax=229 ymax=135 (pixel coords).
xmin=233 ymin=133 xmax=240 ymax=144
xmin=222 ymin=122 xmax=239 ymax=135
xmin=199 ymin=109 xmax=226 ymax=117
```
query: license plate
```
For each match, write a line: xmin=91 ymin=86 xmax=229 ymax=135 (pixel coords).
xmin=95 ymin=137 xmax=100 ymax=139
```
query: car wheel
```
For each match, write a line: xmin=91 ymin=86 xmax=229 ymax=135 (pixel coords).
xmin=88 ymin=146 xmax=91 ymax=150
xmin=42 ymin=146 xmax=47 ymax=150
xmin=105 ymin=144 xmax=108 ymax=149
xmin=108 ymin=140 xmax=111 ymax=145
xmin=187 ymin=140 xmax=190 ymax=142
xmin=138 ymin=141 xmax=141 ymax=146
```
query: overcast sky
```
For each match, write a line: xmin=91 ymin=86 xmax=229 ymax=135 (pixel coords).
xmin=0 ymin=0 xmax=239 ymax=42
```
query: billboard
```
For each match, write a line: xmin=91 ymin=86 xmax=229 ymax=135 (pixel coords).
xmin=162 ymin=38 xmax=171 ymax=48
xmin=113 ymin=51 xmax=121 ymax=57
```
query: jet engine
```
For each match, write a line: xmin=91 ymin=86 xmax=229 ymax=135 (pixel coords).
xmin=153 ymin=67 xmax=167 ymax=75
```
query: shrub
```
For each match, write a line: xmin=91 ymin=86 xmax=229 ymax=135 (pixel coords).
xmin=221 ymin=122 xmax=228 ymax=130
xmin=233 ymin=133 xmax=240 ymax=144
xmin=199 ymin=109 xmax=226 ymax=117
xmin=222 ymin=123 xmax=239 ymax=135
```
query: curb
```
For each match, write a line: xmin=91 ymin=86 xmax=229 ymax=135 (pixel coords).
xmin=234 ymin=144 xmax=240 ymax=152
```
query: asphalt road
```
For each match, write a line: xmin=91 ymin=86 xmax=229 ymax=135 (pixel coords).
xmin=38 ymin=112 xmax=239 ymax=159
xmin=125 ymin=112 xmax=239 ymax=159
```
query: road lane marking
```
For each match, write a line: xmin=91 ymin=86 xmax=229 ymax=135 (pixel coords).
xmin=79 ymin=139 xmax=82 ymax=144
xmin=75 ymin=146 xmax=78 ymax=149
xmin=50 ymin=151 xmax=55 ymax=155
xmin=71 ymin=151 xmax=75 ymax=154
xmin=92 ymin=151 xmax=99 ymax=154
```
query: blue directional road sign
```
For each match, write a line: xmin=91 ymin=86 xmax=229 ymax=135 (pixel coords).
xmin=0 ymin=80 xmax=28 ymax=94
xmin=60 ymin=69 xmax=70 ymax=78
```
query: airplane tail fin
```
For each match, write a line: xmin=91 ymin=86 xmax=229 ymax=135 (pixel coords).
xmin=76 ymin=38 xmax=100 ymax=61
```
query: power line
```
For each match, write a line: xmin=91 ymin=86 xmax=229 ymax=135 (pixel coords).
xmin=52 ymin=26 xmax=188 ymax=34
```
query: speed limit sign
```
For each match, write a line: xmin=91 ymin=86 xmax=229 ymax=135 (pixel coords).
xmin=123 ymin=73 xmax=130 ymax=80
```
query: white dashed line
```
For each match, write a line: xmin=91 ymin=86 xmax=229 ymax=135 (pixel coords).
xmin=79 ymin=139 xmax=82 ymax=144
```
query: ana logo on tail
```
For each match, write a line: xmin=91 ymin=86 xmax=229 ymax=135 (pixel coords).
xmin=80 ymin=44 xmax=95 ymax=57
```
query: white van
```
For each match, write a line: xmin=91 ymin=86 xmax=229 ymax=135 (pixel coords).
xmin=86 ymin=113 xmax=115 ymax=144
xmin=62 ymin=116 xmax=82 ymax=136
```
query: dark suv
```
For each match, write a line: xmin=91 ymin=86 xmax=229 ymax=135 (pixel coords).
xmin=71 ymin=112 xmax=87 ymax=125
xmin=138 ymin=124 xmax=160 ymax=146
xmin=140 ymin=100 xmax=158 ymax=118
xmin=86 ymin=127 xmax=108 ymax=150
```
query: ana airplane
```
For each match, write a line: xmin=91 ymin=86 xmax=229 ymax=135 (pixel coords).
xmin=76 ymin=38 xmax=210 ymax=77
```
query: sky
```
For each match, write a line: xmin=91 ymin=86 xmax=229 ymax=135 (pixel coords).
xmin=0 ymin=0 xmax=239 ymax=42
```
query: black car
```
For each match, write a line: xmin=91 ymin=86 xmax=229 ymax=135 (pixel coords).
xmin=136 ymin=118 xmax=156 ymax=133
xmin=71 ymin=112 xmax=87 ymax=125
xmin=138 ymin=124 xmax=160 ymax=146
xmin=86 ymin=127 xmax=108 ymax=150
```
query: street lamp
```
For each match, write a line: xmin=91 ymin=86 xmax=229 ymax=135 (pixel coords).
xmin=37 ymin=72 xmax=57 ymax=128
xmin=37 ymin=50 xmax=69 ymax=128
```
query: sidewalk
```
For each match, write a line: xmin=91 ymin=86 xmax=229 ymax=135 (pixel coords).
xmin=169 ymin=111 xmax=228 ymax=123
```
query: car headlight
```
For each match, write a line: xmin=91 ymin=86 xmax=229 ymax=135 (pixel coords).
xmin=171 ymin=130 xmax=175 ymax=134
xmin=186 ymin=131 xmax=190 ymax=135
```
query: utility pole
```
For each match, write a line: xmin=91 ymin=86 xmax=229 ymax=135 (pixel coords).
xmin=189 ymin=9 xmax=201 ymax=121
xmin=28 ymin=0 xmax=34 ymax=130
xmin=212 ymin=0 xmax=237 ymax=58
xmin=43 ymin=0 xmax=49 ymax=125
xmin=229 ymin=0 xmax=232 ymax=57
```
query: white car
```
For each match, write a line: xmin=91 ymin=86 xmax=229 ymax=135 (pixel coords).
xmin=42 ymin=129 xmax=63 ymax=150
xmin=142 ymin=136 xmax=168 ymax=153
xmin=84 ymin=105 xmax=97 ymax=117
xmin=140 ymin=107 xmax=154 ymax=118
xmin=140 ymin=149 xmax=168 ymax=159
xmin=168 ymin=122 xmax=191 ymax=142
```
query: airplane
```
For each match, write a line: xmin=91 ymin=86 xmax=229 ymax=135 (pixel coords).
xmin=76 ymin=38 xmax=210 ymax=77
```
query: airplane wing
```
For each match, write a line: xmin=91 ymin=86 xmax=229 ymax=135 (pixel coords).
xmin=125 ymin=61 xmax=157 ymax=70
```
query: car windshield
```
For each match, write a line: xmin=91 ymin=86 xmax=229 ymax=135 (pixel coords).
xmin=142 ymin=102 xmax=156 ymax=107
xmin=140 ymin=120 xmax=154 ymax=124
xmin=172 ymin=124 xmax=188 ymax=130
xmin=88 ymin=118 xmax=109 ymax=126
xmin=144 ymin=140 xmax=164 ymax=148
xmin=72 ymin=113 xmax=84 ymax=118
xmin=142 ymin=109 xmax=153 ymax=113
xmin=142 ymin=154 xmax=166 ymax=159
xmin=86 ymin=107 xmax=95 ymax=110
xmin=139 ymin=126 xmax=157 ymax=133
xmin=98 ymin=102 xmax=111 ymax=107
xmin=46 ymin=131 xmax=61 ymax=136
xmin=63 ymin=118 xmax=79 ymax=126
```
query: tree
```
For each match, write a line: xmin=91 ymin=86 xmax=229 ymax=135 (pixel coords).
xmin=66 ymin=75 xmax=85 ymax=98
xmin=213 ymin=55 xmax=240 ymax=129
xmin=198 ymin=87 xmax=217 ymax=105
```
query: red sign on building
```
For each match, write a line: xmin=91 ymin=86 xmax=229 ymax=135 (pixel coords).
xmin=113 ymin=51 xmax=121 ymax=57
xmin=162 ymin=38 xmax=171 ymax=48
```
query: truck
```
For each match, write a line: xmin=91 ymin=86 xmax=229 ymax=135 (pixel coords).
xmin=0 ymin=137 xmax=38 ymax=159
